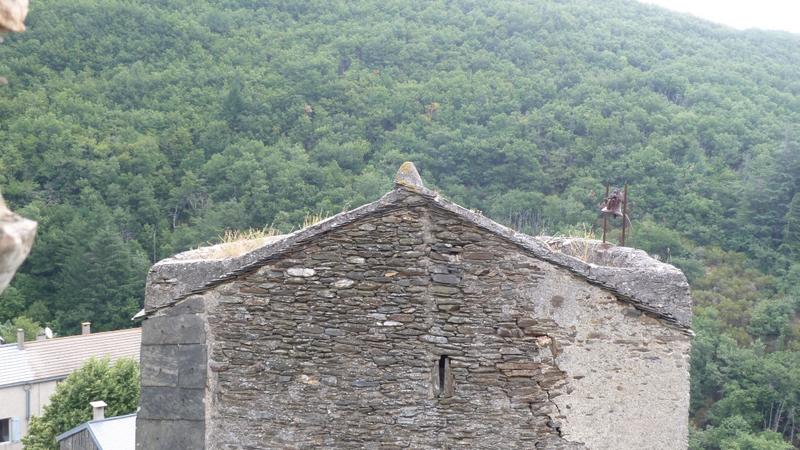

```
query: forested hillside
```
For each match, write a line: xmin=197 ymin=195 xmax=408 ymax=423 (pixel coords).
xmin=1 ymin=0 xmax=799 ymax=447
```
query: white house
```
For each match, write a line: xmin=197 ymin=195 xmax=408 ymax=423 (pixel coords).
xmin=0 ymin=324 xmax=140 ymax=449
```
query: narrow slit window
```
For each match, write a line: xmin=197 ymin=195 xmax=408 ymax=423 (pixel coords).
xmin=436 ymin=355 xmax=453 ymax=398
xmin=438 ymin=355 xmax=447 ymax=395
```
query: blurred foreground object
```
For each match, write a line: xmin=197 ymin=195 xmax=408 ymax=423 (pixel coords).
xmin=0 ymin=2 xmax=33 ymax=288
xmin=0 ymin=192 xmax=36 ymax=293
xmin=0 ymin=0 xmax=28 ymax=32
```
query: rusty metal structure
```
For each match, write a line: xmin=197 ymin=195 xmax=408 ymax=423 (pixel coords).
xmin=598 ymin=184 xmax=630 ymax=246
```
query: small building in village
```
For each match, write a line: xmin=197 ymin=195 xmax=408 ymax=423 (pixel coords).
xmin=56 ymin=401 xmax=136 ymax=450
xmin=0 ymin=325 xmax=140 ymax=449
xmin=136 ymin=163 xmax=692 ymax=449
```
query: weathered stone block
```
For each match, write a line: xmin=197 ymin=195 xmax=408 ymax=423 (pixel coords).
xmin=287 ymin=267 xmax=315 ymax=277
xmin=135 ymin=419 xmax=204 ymax=449
xmin=140 ymin=345 xmax=179 ymax=387
xmin=142 ymin=314 xmax=205 ymax=345
xmin=431 ymin=273 xmax=461 ymax=285
xmin=177 ymin=344 xmax=207 ymax=388
xmin=165 ymin=295 xmax=205 ymax=316
xmin=139 ymin=386 xmax=205 ymax=421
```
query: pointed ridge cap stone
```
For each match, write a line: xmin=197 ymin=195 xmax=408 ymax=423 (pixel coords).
xmin=394 ymin=161 xmax=424 ymax=190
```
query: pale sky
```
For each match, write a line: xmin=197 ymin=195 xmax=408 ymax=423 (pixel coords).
xmin=637 ymin=0 xmax=800 ymax=34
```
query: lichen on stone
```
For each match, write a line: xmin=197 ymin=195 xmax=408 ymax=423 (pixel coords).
xmin=394 ymin=161 xmax=424 ymax=190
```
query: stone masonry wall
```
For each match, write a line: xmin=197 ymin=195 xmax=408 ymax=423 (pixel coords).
xmin=533 ymin=266 xmax=690 ymax=448
xmin=200 ymin=193 xmax=690 ymax=449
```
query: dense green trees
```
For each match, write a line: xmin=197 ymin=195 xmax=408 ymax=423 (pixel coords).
xmin=0 ymin=315 xmax=40 ymax=343
xmin=1 ymin=0 xmax=799 ymax=446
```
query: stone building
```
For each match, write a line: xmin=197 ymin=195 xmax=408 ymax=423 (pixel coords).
xmin=136 ymin=163 xmax=692 ymax=449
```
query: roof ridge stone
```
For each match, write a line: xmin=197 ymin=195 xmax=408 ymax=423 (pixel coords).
xmin=394 ymin=161 xmax=424 ymax=190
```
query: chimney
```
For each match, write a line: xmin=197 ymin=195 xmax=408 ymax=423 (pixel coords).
xmin=81 ymin=322 xmax=91 ymax=335
xmin=16 ymin=328 xmax=24 ymax=349
xmin=90 ymin=400 xmax=107 ymax=421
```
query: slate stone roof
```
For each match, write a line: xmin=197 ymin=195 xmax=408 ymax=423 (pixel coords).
xmin=144 ymin=163 xmax=692 ymax=329
xmin=0 ymin=328 xmax=141 ymax=388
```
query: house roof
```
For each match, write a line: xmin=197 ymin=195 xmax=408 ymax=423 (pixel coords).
xmin=144 ymin=162 xmax=692 ymax=329
xmin=56 ymin=412 xmax=136 ymax=450
xmin=0 ymin=328 xmax=141 ymax=388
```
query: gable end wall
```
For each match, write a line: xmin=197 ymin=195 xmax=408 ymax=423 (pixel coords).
xmin=197 ymin=197 xmax=690 ymax=449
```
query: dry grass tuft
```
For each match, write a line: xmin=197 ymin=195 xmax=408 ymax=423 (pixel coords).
xmin=187 ymin=209 xmax=337 ymax=261
xmin=218 ymin=227 xmax=281 ymax=244
xmin=303 ymin=211 xmax=329 ymax=229
xmin=189 ymin=226 xmax=284 ymax=259
xmin=542 ymin=223 xmax=598 ymax=263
